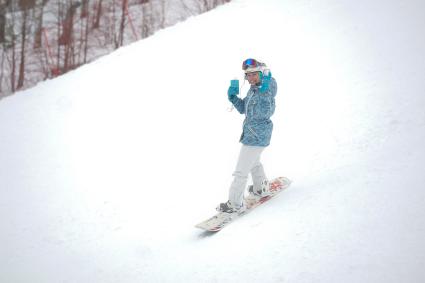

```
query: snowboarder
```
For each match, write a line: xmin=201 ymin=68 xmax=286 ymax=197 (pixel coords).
xmin=217 ymin=58 xmax=277 ymax=214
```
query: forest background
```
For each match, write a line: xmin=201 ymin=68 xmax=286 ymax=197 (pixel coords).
xmin=0 ymin=0 xmax=230 ymax=97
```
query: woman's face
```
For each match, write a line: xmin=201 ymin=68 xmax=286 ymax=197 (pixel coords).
xmin=246 ymin=72 xmax=261 ymax=85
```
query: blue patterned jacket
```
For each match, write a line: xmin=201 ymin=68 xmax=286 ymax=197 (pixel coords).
xmin=229 ymin=77 xmax=277 ymax=147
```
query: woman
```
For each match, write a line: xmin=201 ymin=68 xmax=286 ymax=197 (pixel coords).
xmin=217 ymin=58 xmax=278 ymax=213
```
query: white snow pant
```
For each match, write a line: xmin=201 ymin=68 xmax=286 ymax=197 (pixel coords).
xmin=228 ymin=145 xmax=267 ymax=207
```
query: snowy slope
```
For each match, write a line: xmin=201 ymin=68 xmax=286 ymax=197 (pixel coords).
xmin=1 ymin=0 xmax=425 ymax=282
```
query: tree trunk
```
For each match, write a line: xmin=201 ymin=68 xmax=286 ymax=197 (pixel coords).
xmin=81 ymin=0 xmax=89 ymax=18
xmin=93 ymin=0 xmax=103 ymax=29
xmin=17 ymin=8 xmax=28 ymax=89
xmin=34 ymin=0 xmax=45 ymax=49
xmin=83 ymin=0 xmax=90 ymax=63
xmin=0 ymin=45 xmax=5 ymax=95
xmin=11 ymin=32 xmax=16 ymax=92
xmin=159 ymin=0 xmax=166 ymax=29
xmin=118 ymin=0 xmax=127 ymax=47
xmin=0 ymin=2 xmax=6 ymax=44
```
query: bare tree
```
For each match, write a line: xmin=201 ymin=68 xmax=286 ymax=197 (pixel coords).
xmin=0 ymin=44 xmax=5 ymax=95
xmin=80 ymin=0 xmax=91 ymax=63
xmin=58 ymin=1 xmax=81 ymax=73
xmin=117 ymin=0 xmax=128 ymax=47
xmin=0 ymin=0 xmax=9 ymax=95
xmin=0 ymin=0 xmax=11 ymax=44
xmin=10 ymin=22 xmax=16 ymax=93
xmin=16 ymin=0 xmax=36 ymax=89
xmin=93 ymin=0 xmax=103 ymax=29
xmin=34 ymin=0 xmax=50 ymax=49
xmin=141 ymin=0 xmax=153 ymax=38
xmin=80 ymin=0 xmax=89 ymax=18
xmin=158 ymin=0 xmax=166 ymax=29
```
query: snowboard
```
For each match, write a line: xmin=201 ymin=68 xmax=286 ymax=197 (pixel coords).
xmin=195 ymin=177 xmax=291 ymax=232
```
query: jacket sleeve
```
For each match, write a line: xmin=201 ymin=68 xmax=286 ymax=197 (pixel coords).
xmin=229 ymin=95 xmax=245 ymax=114
xmin=267 ymin=77 xmax=277 ymax=98
xmin=257 ymin=77 xmax=277 ymax=120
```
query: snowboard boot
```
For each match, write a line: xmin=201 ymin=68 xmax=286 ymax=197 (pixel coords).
xmin=216 ymin=200 xmax=245 ymax=214
xmin=248 ymin=179 xmax=271 ymax=197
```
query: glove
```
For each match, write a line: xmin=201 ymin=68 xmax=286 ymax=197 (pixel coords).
xmin=259 ymin=72 xmax=272 ymax=94
xmin=228 ymin=86 xmax=238 ymax=101
xmin=227 ymin=79 xmax=239 ymax=101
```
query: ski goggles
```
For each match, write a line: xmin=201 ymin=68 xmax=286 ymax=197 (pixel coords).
xmin=242 ymin=58 xmax=258 ymax=70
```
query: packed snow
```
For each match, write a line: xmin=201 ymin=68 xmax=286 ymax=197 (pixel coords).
xmin=1 ymin=0 xmax=425 ymax=282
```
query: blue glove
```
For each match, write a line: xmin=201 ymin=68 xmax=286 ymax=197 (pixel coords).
xmin=228 ymin=86 xmax=238 ymax=101
xmin=259 ymin=72 xmax=272 ymax=94
xmin=227 ymin=79 xmax=239 ymax=101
